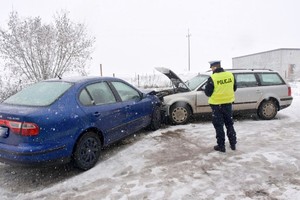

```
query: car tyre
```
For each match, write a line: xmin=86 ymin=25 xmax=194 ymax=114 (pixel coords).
xmin=148 ymin=106 xmax=161 ymax=130
xmin=170 ymin=103 xmax=191 ymax=125
xmin=258 ymin=100 xmax=278 ymax=120
xmin=73 ymin=132 xmax=101 ymax=170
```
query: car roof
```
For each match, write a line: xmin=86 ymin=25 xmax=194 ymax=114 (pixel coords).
xmin=226 ymin=69 xmax=275 ymax=73
xmin=43 ymin=76 xmax=122 ymax=84
xmin=203 ymin=68 xmax=276 ymax=74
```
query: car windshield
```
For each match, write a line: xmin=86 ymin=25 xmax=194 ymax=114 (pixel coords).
xmin=4 ymin=81 xmax=72 ymax=106
xmin=185 ymin=74 xmax=209 ymax=90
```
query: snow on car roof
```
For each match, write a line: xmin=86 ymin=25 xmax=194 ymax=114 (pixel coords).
xmin=44 ymin=76 xmax=122 ymax=84
xmin=203 ymin=68 xmax=277 ymax=74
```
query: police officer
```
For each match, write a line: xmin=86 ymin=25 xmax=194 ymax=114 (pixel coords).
xmin=204 ymin=61 xmax=237 ymax=152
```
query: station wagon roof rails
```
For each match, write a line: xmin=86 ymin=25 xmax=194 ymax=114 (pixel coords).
xmin=226 ymin=68 xmax=274 ymax=71
xmin=205 ymin=68 xmax=274 ymax=73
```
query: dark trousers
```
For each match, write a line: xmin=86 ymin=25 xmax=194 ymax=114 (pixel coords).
xmin=210 ymin=104 xmax=237 ymax=148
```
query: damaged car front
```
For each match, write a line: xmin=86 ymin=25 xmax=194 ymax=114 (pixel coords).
xmin=155 ymin=67 xmax=210 ymax=125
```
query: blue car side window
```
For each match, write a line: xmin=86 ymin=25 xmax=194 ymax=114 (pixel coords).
xmin=111 ymin=81 xmax=141 ymax=102
xmin=84 ymin=82 xmax=116 ymax=105
xmin=79 ymin=89 xmax=93 ymax=106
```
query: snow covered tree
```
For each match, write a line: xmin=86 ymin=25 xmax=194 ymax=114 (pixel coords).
xmin=0 ymin=11 xmax=95 ymax=82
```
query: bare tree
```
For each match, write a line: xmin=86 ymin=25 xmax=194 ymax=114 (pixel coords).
xmin=0 ymin=11 xmax=95 ymax=82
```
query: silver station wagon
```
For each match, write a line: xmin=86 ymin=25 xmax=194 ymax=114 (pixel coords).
xmin=156 ymin=67 xmax=293 ymax=125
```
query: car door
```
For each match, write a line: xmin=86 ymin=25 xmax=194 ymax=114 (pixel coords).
xmin=233 ymin=73 xmax=261 ymax=111
xmin=79 ymin=81 xmax=128 ymax=144
xmin=195 ymin=88 xmax=211 ymax=113
xmin=110 ymin=81 xmax=152 ymax=134
xmin=186 ymin=75 xmax=211 ymax=114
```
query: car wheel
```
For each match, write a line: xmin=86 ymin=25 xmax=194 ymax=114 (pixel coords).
xmin=73 ymin=132 xmax=101 ymax=170
xmin=148 ymin=106 xmax=161 ymax=130
xmin=170 ymin=103 xmax=191 ymax=125
xmin=258 ymin=100 xmax=278 ymax=120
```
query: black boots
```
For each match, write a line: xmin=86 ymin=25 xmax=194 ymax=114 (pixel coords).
xmin=214 ymin=145 xmax=226 ymax=152
xmin=230 ymin=145 xmax=236 ymax=150
xmin=214 ymin=145 xmax=236 ymax=152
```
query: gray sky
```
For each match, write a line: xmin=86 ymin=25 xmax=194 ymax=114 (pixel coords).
xmin=1 ymin=0 xmax=300 ymax=76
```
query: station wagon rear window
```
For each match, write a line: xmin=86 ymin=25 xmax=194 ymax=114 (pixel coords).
xmin=4 ymin=82 xmax=72 ymax=106
xmin=258 ymin=73 xmax=284 ymax=86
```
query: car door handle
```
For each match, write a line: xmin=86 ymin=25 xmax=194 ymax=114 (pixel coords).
xmin=93 ymin=112 xmax=101 ymax=117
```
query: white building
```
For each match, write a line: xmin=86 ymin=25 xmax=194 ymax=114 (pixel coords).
xmin=232 ymin=48 xmax=300 ymax=81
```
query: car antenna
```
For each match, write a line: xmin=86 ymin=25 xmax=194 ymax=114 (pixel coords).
xmin=55 ymin=73 xmax=62 ymax=79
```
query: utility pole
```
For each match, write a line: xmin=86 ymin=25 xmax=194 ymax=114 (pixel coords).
xmin=186 ymin=29 xmax=191 ymax=71
xmin=100 ymin=64 xmax=103 ymax=76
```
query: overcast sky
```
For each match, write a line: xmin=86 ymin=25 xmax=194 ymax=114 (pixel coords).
xmin=1 ymin=0 xmax=300 ymax=77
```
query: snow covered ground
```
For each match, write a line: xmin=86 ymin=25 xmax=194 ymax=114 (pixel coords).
xmin=0 ymin=84 xmax=299 ymax=200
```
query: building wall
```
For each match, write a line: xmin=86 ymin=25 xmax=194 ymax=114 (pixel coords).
xmin=281 ymin=49 xmax=300 ymax=81
xmin=232 ymin=48 xmax=300 ymax=81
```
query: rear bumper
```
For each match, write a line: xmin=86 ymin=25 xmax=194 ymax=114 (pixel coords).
xmin=280 ymin=96 xmax=293 ymax=110
xmin=280 ymin=104 xmax=291 ymax=110
xmin=0 ymin=143 xmax=71 ymax=166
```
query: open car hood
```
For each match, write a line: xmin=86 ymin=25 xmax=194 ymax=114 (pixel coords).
xmin=155 ymin=67 xmax=191 ymax=92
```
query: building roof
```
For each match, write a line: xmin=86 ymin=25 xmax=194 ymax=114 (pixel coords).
xmin=232 ymin=48 xmax=300 ymax=59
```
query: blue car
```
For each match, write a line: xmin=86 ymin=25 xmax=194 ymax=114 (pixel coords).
xmin=0 ymin=76 xmax=161 ymax=170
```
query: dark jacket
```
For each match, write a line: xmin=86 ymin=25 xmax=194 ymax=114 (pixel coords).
xmin=204 ymin=68 xmax=237 ymax=97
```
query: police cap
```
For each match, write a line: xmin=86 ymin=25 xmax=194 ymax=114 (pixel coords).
xmin=209 ymin=60 xmax=221 ymax=68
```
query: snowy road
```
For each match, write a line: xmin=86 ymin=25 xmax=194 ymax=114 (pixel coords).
xmin=0 ymin=97 xmax=299 ymax=200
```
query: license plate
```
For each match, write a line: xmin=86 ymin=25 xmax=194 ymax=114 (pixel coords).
xmin=0 ymin=127 xmax=9 ymax=138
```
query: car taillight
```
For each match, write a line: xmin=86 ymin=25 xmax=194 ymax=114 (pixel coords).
xmin=7 ymin=121 xmax=22 ymax=133
xmin=0 ymin=119 xmax=39 ymax=136
xmin=288 ymin=86 xmax=292 ymax=96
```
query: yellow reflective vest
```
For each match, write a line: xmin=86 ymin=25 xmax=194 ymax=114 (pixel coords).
xmin=208 ymin=71 xmax=235 ymax=105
